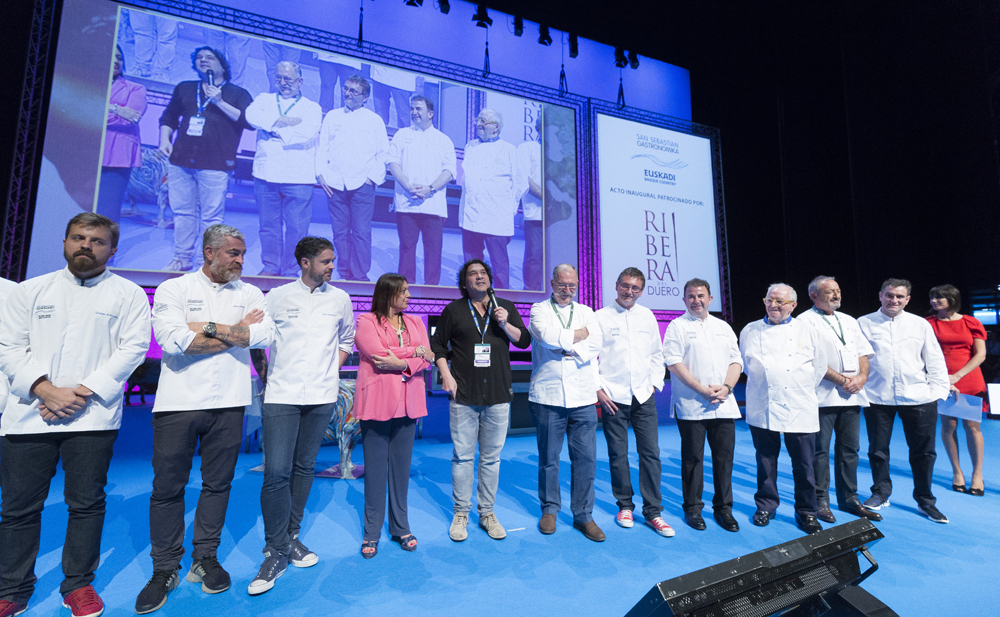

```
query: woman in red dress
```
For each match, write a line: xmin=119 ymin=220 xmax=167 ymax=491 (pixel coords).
xmin=927 ymin=284 xmax=987 ymax=496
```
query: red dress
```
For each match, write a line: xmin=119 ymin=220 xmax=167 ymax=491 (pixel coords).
xmin=927 ymin=315 xmax=988 ymax=412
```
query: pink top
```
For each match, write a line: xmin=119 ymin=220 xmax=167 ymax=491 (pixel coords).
xmin=352 ymin=312 xmax=432 ymax=422
xmin=103 ymin=78 xmax=147 ymax=168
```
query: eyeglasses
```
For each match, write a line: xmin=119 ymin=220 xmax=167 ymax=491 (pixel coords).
xmin=617 ymin=284 xmax=642 ymax=293
xmin=275 ymin=76 xmax=299 ymax=83
xmin=554 ymin=283 xmax=578 ymax=291
xmin=342 ymin=86 xmax=365 ymax=96
xmin=476 ymin=120 xmax=499 ymax=127
xmin=763 ymin=298 xmax=794 ymax=306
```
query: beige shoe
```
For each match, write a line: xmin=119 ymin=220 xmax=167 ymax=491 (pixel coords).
xmin=478 ymin=513 xmax=507 ymax=540
xmin=449 ymin=513 xmax=469 ymax=542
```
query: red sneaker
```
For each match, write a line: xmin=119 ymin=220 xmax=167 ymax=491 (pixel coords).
xmin=0 ymin=600 xmax=28 ymax=617
xmin=62 ymin=584 xmax=104 ymax=617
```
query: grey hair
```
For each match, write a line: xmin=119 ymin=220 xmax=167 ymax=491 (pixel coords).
xmin=275 ymin=60 xmax=302 ymax=78
xmin=767 ymin=282 xmax=797 ymax=302
xmin=808 ymin=275 xmax=836 ymax=297
xmin=478 ymin=108 xmax=503 ymax=130
xmin=203 ymin=224 xmax=245 ymax=251
xmin=552 ymin=263 xmax=577 ymax=278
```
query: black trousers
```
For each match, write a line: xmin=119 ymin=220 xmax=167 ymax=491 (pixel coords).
xmin=750 ymin=426 xmax=818 ymax=516
xmin=864 ymin=402 xmax=938 ymax=507
xmin=361 ymin=417 xmax=417 ymax=541
xmin=676 ymin=418 xmax=735 ymax=515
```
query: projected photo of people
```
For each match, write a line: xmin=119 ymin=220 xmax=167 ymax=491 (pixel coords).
xmin=79 ymin=7 xmax=573 ymax=292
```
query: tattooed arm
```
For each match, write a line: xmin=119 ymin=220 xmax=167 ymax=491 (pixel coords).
xmin=187 ymin=310 xmax=264 ymax=353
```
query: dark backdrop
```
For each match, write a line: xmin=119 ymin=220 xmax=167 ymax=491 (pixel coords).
xmin=2 ymin=0 xmax=997 ymax=331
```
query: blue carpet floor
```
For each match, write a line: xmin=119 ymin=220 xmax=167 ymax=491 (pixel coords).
xmin=17 ymin=395 xmax=1000 ymax=616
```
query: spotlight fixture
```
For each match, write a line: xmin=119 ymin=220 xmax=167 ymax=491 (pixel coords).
xmin=538 ymin=25 xmax=552 ymax=46
xmin=568 ymin=33 xmax=578 ymax=58
xmin=472 ymin=4 xmax=492 ymax=28
xmin=628 ymin=50 xmax=639 ymax=69
xmin=437 ymin=0 xmax=450 ymax=14
xmin=614 ymin=47 xmax=628 ymax=68
xmin=404 ymin=0 xmax=423 ymax=6
xmin=514 ymin=16 xmax=523 ymax=37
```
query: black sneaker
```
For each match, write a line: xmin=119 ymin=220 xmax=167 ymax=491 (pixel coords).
xmin=917 ymin=504 xmax=949 ymax=524
xmin=186 ymin=556 xmax=231 ymax=593
xmin=135 ymin=568 xmax=180 ymax=614
xmin=247 ymin=549 xmax=287 ymax=596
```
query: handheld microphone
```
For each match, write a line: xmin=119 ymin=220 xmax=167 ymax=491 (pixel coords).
xmin=206 ymin=69 xmax=215 ymax=86
xmin=487 ymin=287 xmax=499 ymax=311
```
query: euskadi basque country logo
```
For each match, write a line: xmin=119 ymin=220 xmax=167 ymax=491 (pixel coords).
xmin=632 ymin=153 xmax=686 ymax=187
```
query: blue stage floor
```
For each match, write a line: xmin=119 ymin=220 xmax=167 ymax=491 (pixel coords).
xmin=18 ymin=396 xmax=1000 ymax=616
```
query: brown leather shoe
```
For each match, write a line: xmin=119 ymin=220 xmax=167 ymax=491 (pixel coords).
xmin=572 ymin=520 xmax=606 ymax=542
xmin=539 ymin=513 xmax=557 ymax=534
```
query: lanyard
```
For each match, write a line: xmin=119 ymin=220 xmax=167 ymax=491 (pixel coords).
xmin=550 ymin=298 xmax=574 ymax=329
xmin=813 ymin=307 xmax=846 ymax=346
xmin=468 ymin=299 xmax=490 ymax=343
xmin=196 ymin=81 xmax=227 ymax=116
xmin=277 ymin=93 xmax=301 ymax=116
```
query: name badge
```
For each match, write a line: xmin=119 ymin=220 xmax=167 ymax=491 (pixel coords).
xmin=474 ymin=343 xmax=491 ymax=367
xmin=840 ymin=348 xmax=860 ymax=374
xmin=187 ymin=116 xmax=206 ymax=137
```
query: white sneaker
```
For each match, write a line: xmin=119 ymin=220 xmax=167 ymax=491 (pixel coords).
xmin=247 ymin=550 xmax=286 ymax=596
xmin=449 ymin=513 xmax=469 ymax=542
xmin=478 ymin=513 xmax=507 ymax=540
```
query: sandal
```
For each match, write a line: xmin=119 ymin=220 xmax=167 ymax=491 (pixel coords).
xmin=361 ymin=539 xmax=378 ymax=559
xmin=391 ymin=534 xmax=418 ymax=552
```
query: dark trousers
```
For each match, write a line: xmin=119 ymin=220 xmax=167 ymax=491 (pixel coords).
xmin=749 ymin=426 xmax=818 ymax=516
xmin=865 ymin=402 xmax=938 ymax=507
xmin=261 ymin=402 xmax=336 ymax=557
xmin=360 ymin=417 xmax=417 ymax=541
xmin=149 ymin=408 xmax=244 ymax=571
xmin=522 ymin=220 xmax=543 ymax=290
xmin=530 ymin=402 xmax=597 ymax=524
xmin=96 ymin=166 xmax=133 ymax=225
xmin=462 ymin=229 xmax=510 ymax=290
xmin=601 ymin=393 xmax=663 ymax=519
xmin=0 ymin=430 xmax=117 ymax=603
xmin=676 ymin=418 xmax=735 ymax=515
xmin=814 ymin=405 xmax=861 ymax=507
xmin=327 ymin=182 xmax=375 ymax=281
xmin=396 ymin=212 xmax=444 ymax=286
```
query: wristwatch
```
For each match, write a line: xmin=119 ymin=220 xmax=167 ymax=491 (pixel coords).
xmin=203 ymin=322 xmax=217 ymax=338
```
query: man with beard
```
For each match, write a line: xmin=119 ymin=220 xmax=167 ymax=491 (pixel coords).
xmin=245 ymin=61 xmax=322 ymax=277
xmin=159 ymin=47 xmax=252 ymax=272
xmin=137 ymin=224 xmax=275 ymax=614
xmin=246 ymin=237 xmax=354 ymax=596
xmin=0 ymin=213 xmax=150 ymax=617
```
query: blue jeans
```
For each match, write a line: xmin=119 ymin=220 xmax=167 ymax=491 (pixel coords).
xmin=449 ymin=401 xmax=509 ymax=515
xmin=601 ymin=393 xmax=662 ymax=519
xmin=814 ymin=405 xmax=861 ymax=507
xmin=129 ymin=12 xmax=177 ymax=81
xmin=255 ymin=179 xmax=315 ymax=276
xmin=260 ymin=402 xmax=336 ymax=557
xmin=167 ymin=165 xmax=230 ymax=263
xmin=530 ymin=402 xmax=598 ymax=524
xmin=327 ymin=182 xmax=375 ymax=281
xmin=0 ymin=430 xmax=117 ymax=603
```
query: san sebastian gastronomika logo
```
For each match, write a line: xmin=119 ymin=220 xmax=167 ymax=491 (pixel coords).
xmin=630 ymin=153 xmax=688 ymax=169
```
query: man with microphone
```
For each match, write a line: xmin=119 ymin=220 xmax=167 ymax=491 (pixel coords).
xmin=158 ymin=46 xmax=252 ymax=272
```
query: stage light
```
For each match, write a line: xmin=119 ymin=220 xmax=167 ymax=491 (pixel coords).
xmin=614 ymin=47 xmax=628 ymax=68
xmin=472 ymin=4 xmax=492 ymax=28
xmin=569 ymin=33 xmax=578 ymax=58
xmin=404 ymin=0 xmax=423 ymax=6
xmin=437 ymin=0 xmax=450 ymax=14
xmin=538 ymin=25 xmax=552 ymax=46
xmin=628 ymin=50 xmax=639 ymax=69
xmin=514 ymin=16 xmax=523 ymax=37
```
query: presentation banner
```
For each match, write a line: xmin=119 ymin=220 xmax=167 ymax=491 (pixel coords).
xmin=596 ymin=114 xmax=721 ymax=311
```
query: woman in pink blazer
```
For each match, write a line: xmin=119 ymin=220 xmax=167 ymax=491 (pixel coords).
xmin=354 ymin=273 xmax=432 ymax=558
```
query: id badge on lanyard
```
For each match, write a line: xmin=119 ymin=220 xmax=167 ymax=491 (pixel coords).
xmin=474 ymin=343 xmax=491 ymax=367
xmin=187 ymin=116 xmax=206 ymax=137
xmin=840 ymin=349 xmax=860 ymax=375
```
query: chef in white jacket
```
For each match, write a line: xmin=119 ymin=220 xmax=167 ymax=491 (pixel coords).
xmin=528 ymin=264 xmax=605 ymax=542
xmin=739 ymin=283 xmax=826 ymax=535
xmin=136 ymin=224 xmax=275 ymax=614
xmin=0 ymin=276 xmax=19 ymax=416
xmin=0 ymin=213 xmax=150 ymax=615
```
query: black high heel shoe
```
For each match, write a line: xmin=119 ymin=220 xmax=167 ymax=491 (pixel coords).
xmin=952 ymin=483 xmax=968 ymax=493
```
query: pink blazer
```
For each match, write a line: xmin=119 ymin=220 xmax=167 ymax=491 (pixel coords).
xmin=352 ymin=312 xmax=432 ymax=421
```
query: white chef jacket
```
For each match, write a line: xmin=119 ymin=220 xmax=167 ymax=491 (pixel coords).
xmin=594 ymin=301 xmax=663 ymax=405
xmin=151 ymin=270 xmax=275 ymax=412
xmin=0 ymin=276 xmax=19 ymax=415
xmin=857 ymin=310 xmax=949 ymax=406
xmin=0 ymin=268 xmax=150 ymax=435
xmin=518 ymin=140 xmax=542 ymax=221
xmin=662 ymin=311 xmax=743 ymax=420
xmin=315 ymin=106 xmax=388 ymax=191
xmin=458 ymin=138 xmax=529 ymax=237
xmin=245 ymin=92 xmax=323 ymax=185
xmin=528 ymin=299 xmax=602 ymax=408
xmin=739 ymin=316 xmax=826 ymax=433
xmin=387 ymin=125 xmax=457 ymax=217
xmin=798 ymin=308 xmax=874 ymax=408
xmin=264 ymin=279 xmax=355 ymax=405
